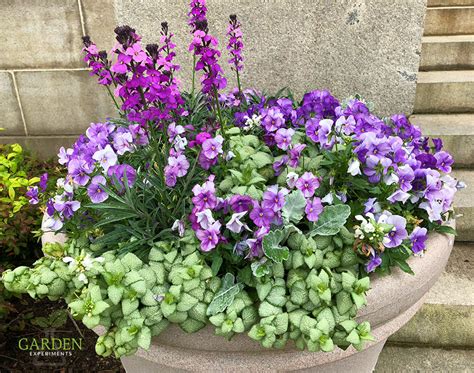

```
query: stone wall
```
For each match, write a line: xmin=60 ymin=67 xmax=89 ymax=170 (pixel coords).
xmin=0 ymin=0 xmax=117 ymax=158
xmin=1 ymin=0 xmax=427 ymax=159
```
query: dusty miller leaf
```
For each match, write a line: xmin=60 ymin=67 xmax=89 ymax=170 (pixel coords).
xmin=206 ymin=273 xmax=243 ymax=316
xmin=263 ymin=229 xmax=289 ymax=263
xmin=282 ymin=190 xmax=306 ymax=224
xmin=310 ymin=205 xmax=351 ymax=236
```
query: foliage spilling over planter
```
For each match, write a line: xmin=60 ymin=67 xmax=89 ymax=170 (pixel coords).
xmin=1 ymin=0 xmax=461 ymax=360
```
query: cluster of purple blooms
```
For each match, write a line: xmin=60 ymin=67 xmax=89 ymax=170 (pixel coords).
xmin=28 ymin=0 xmax=460 ymax=276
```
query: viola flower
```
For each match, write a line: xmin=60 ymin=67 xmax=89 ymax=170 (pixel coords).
xmin=192 ymin=177 xmax=218 ymax=211
xmin=229 ymin=195 xmax=254 ymax=213
xmin=397 ymin=165 xmax=415 ymax=192
xmin=58 ymin=147 xmax=73 ymax=165
xmin=434 ymin=151 xmax=454 ymax=173
xmin=262 ymin=185 xmax=288 ymax=212
xmin=226 ymin=211 xmax=247 ymax=233
xmin=196 ymin=221 xmax=221 ymax=252
xmin=167 ymin=123 xmax=185 ymax=142
xmin=196 ymin=209 xmax=215 ymax=229
xmin=43 ymin=215 xmax=64 ymax=231
xmin=365 ymin=250 xmax=382 ymax=273
xmin=305 ymin=197 xmax=323 ymax=222
xmin=202 ymin=135 xmax=224 ymax=160
xmin=289 ymin=144 xmax=306 ymax=168
xmin=107 ymin=164 xmax=137 ymax=189
xmin=347 ymin=158 xmax=362 ymax=176
xmin=383 ymin=215 xmax=408 ymax=248
xmin=87 ymin=175 xmax=109 ymax=204
xmin=295 ymin=172 xmax=320 ymax=198
xmin=274 ymin=128 xmax=295 ymax=150
xmin=68 ymin=159 xmax=92 ymax=186
xmin=262 ymin=107 xmax=285 ymax=132
xmin=273 ymin=155 xmax=289 ymax=176
xmin=171 ymin=220 xmax=185 ymax=237
xmin=249 ymin=202 xmax=275 ymax=227
xmin=26 ymin=186 xmax=39 ymax=205
xmin=363 ymin=155 xmax=392 ymax=184
xmin=54 ymin=200 xmax=81 ymax=220
xmin=93 ymin=145 xmax=118 ymax=172
xmin=410 ymin=226 xmax=428 ymax=254
xmin=286 ymin=172 xmax=299 ymax=189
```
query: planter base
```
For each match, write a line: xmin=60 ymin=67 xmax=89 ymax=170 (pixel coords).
xmin=120 ymin=296 xmax=426 ymax=373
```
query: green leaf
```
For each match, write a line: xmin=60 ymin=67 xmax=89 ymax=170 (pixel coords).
xmin=434 ymin=225 xmax=457 ymax=236
xmin=310 ymin=205 xmax=351 ymax=236
xmin=251 ymin=261 xmax=271 ymax=278
xmin=211 ymin=254 xmax=223 ymax=276
xmin=282 ymin=190 xmax=307 ymax=224
xmin=263 ymin=230 xmax=289 ymax=263
xmin=206 ymin=273 xmax=243 ymax=316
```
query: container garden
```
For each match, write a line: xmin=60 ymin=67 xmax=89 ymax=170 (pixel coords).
xmin=2 ymin=1 xmax=462 ymax=372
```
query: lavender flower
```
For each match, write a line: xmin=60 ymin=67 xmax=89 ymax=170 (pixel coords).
xmin=87 ymin=175 xmax=109 ymax=203
xmin=295 ymin=172 xmax=320 ymax=198
xmin=262 ymin=185 xmax=288 ymax=212
xmin=383 ymin=215 xmax=408 ymax=248
xmin=249 ymin=202 xmax=275 ymax=227
xmin=196 ymin=220 xmax=221 ymax=252
xmin=274 ymin=128 xmax=295 ymax=151
xmin=410 ymin=226 xmax=428 ymax=254
xmin=226 ymin=211 xmax=247 ymax=233
xmin=305 ymin=197 xmax=323 ymax=222
xmin=26 ymin=186 xmax=39 ymax=205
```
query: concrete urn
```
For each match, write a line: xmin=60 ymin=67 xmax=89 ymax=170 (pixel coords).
xmin=42 ymin=218 xmax=455 ymax=373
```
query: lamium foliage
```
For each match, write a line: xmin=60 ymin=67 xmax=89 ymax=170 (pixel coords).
xmin=1 ymin=0 xmax=460 ymax=360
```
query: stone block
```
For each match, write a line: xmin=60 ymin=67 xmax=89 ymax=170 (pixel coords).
xmin=424 ymin=6 xmax=474 ymax=36
xmin=0 ymin=136 xmax=77 ymax=160
xmin=81 ymin=0 xmax=118 ymax=50
xmin=0 ymin=0 xmax=84 ymax=69
xmin=421 ymin=35 xmax=474 ymax=71
xmin=15 ymin=70 xmax=116 ymax=136
xmin=0 ymin=72 xmax=25 ymax=136
xmin=115 ymin=0 xmax=426 ymax=116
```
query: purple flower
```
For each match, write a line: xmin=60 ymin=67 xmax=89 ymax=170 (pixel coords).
xmin=289 ymin=144 xmax=306 ymax=168
xmin=196 ymin=221 xmax=221 ymax=252
xmin=125 ymin=43 xmax=148 ymax=64
xmin=167 ymin=154 xmax=190 ymax=177
xmin=58 ymin=147 xmax=73 ymax=165
xmin=68 ymin=159 xmax=92 ymax=186
xmin=201 ymin=135 xmax=223 ymax=160
xmin=305 ymin=197 xmax=323 ymax=222
xmin=227 ymin=14 xmax=244 ymax=72
xmin=364 ymin=198 xmax=381 ymax=214
xmin=435 ymin=151 xmax=454 ymax=173
xmin=54 ymin=200 xmax=81 ymax=220
xmin=363 ymin=155 xmax=392 ymax=183
xmin=365 ymin=250 xmax=382 ymax=273
xmin=26 ymin=186 xmax=39 ymax=205
xmin=410 ymin=226 xmax=428 ymax=254
xmin=261 ymin=107 xmax=284 ymax=132
xmin=195 ymin=209 xmax=215 ymax=229
xmin=305 ymin=118 xmax=321 ymax=142
xmin=262 ymin=185 xmax=288 ymax=212
xmin=192 ymin=177 xmax=217 ymax=211
xmin=230 ymin=195 xmax=254 ymax=213
xmin=39 ymin=173 xmax=48 ymax=192
xmin=274 ymin=128 xmax=294 ymax=150
xmin=397 ymin=165 xmax=415 ymax=192
xmin=113 ymin=130 xmax=133 ymax=155
xmin=87 ymin=175 xmax=108 ymax=203
xmin=107 ymin=164 xmax=137 ymax=189
xmin=273 ymin=155 xmax=289 ymax=176
xmin=249 ymin=202 xmax=275 ymax=227
xmin=432 ymin=138 xmax=443 ymax=152
xmin=295 ymin=172 xmax=320 ymax=198
xmin=383 ymin=215 xmax=408 ymax=248
xmin=93 ymin=145 xmax=118 ymax=172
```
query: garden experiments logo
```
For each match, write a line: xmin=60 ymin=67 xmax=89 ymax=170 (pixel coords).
xmin=18 ymin=336 xmax=83 ymax=357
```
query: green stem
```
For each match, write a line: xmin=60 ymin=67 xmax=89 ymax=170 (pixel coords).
xmin=236 ymin=69 xmax=242 ymax=96
xmin=105 ymin=85 xmax=120 ymax=111
xmin=191 ymin=54 xmax=196 ymax=95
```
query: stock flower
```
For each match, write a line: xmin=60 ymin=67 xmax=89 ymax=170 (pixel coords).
xmin=262 ymin=185 xmax=288 ymax=212
xmin=167 ymin=154 xmax=190 ymax=177
xmin=125 ymin=43 xmax=148 ymax=64
xmin=87 ymin=175 xmax=108 ymax=204
xmin=192 ymin=177 xmax=218 ymax=211
xmin=305 ymin=197 xmax=323 ymax=222
xmin=410 ymin=226 xmax=428 ymax=254
xmin=383 ymin=215 xmax=408 ymax=248
xmin=295 ymin=172 xmax=320 ymax=198
xmin=274 ymin=128 xmax=295 ymax=150
xmin=196 ymin=221 xmax=221 ymax=252
xmin=227 ymin=14 xmax=244 ymax=72
xmin=249 ymin=202 xmax=275 ymax=227
xmin=113 ymin=130 xmax=134 ymax=155
xmin=93 ymin=145 xmax=118 ymax=172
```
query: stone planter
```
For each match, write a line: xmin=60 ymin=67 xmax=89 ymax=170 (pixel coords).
xmin=41 ymin=218 xmax=455 ymax=372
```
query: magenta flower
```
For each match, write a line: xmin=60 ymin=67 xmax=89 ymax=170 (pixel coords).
xmin=87 ymin=175 xmax=109 ymax=203
xmin=111 ymin=53 xmax=131 ymax=74
xmin=192 ymin=177 xmax=218 ymax=211
xmin=196 ymin=221 xmax=221 ymax=252
xmin=262 ymin=185 xmax=288 ymax=212
xmin=410 ymin=226 xmax=428 ymax=254
xmin=274 ymin=128 xmax=295 ymax=150
xmin=227 ymin=14 xmax=244 ymax=72
xmin=249 ymin=202 xmax=275 ymax=227
xmin=305 ymin=197 xmax=323 ymax=222
xmin=125 ymin=43 xmax=148 ymax=64
xmin=295 ymin=172 xmax=320 ymax=198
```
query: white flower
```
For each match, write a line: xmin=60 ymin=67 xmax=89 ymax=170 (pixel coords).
xmin=383 ymin=172 xmax=399 ymax=186
xmin=225 ymin=151 xmax=235 ymax=161
xmin=171 ymin=220 xmax=185 ymax=237
xmin=196 ymin=209 xmax=215 ymax=229
xmin=226 ymin=211 xmax=247 ymax=234
xmin=173 ymin=135 xmax=188 ymax=151
xmin=286 ymin=172 xmax=299 ymax=189
xmin=347 ymin=158 xmax=361 ymax=176
xmin=321 ymin=193 xmax=334 ymax=205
